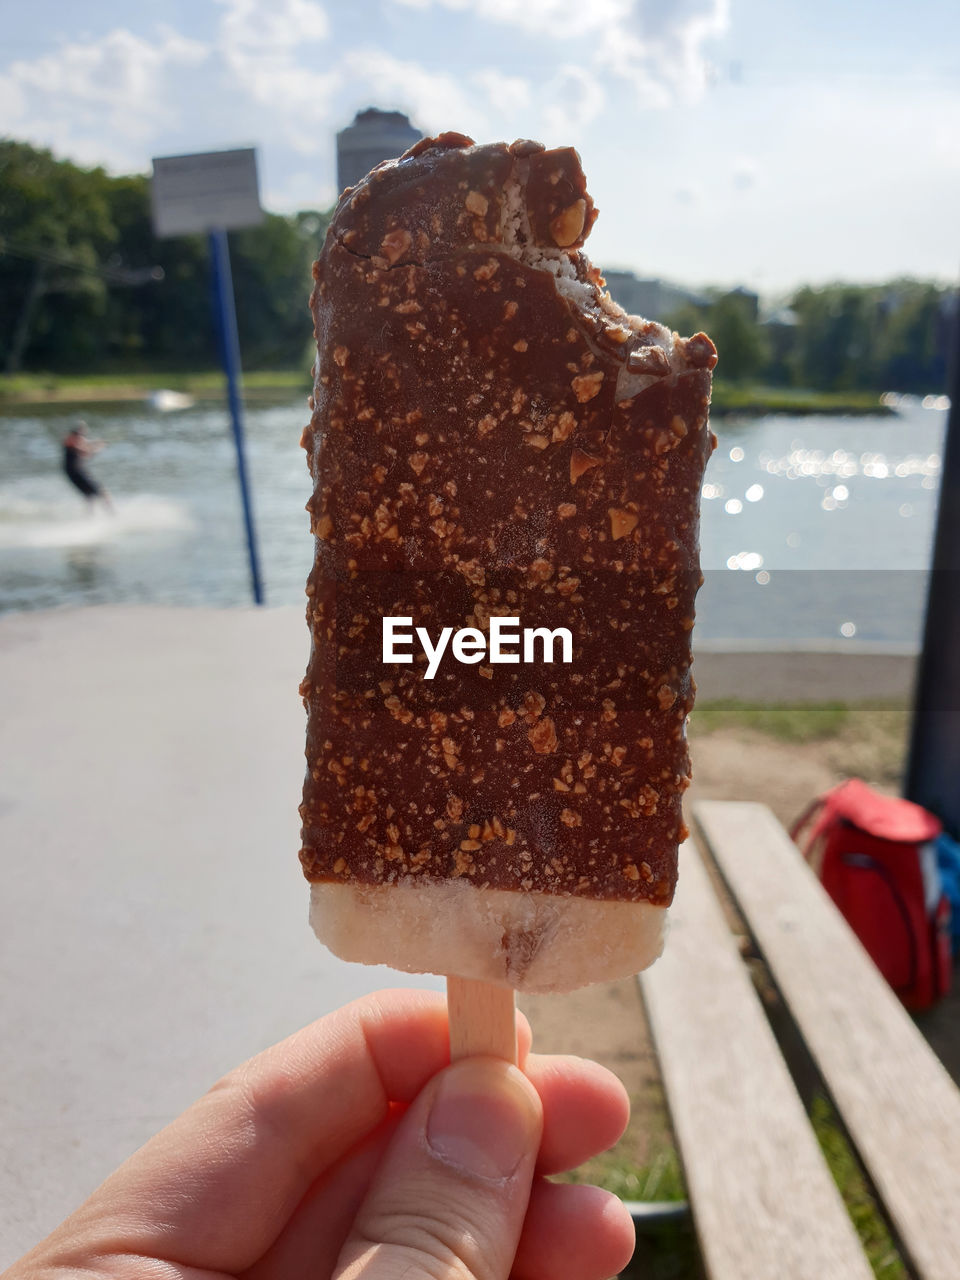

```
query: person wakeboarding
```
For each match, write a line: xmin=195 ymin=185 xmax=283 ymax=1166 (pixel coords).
xmin=62 ymin=421 xmax=113 ymax=513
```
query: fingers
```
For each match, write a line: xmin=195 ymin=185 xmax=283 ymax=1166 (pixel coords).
xmin=24 ymin=989 xmax=630 ymax=1280
xmin=513 ymin=1181 xmax=636 ymax=1280
xmin=528 ymin=1053 xmax=629 ymax=1174
xmin=246 ymin=1055 xmax=629 ymax=1278
xmin=333 ymin=1058 xmax=543 ymax=1280
xmin=243 ymin=1112 xmax=403 ymax=1280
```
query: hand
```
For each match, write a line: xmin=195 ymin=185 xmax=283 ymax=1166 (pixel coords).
xmin=10 ymin=989 xmax=635 ymax=1280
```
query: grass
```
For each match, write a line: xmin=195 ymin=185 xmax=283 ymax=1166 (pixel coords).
xmin=565 ymin=1119 xmax=701 ymax=1280
xmin=0 ymin=368 xmax=310 ymax=403
xmin=575 ymin=1083 xmax=908 ymax=1279
xmin=574 ymin=1012 xmax=909 ymax=1279
xmin=566 ymin=1133 xmax=687 ymax=1203
xmin=1 ymin=370 xmax=898 ymax=414
xmin=689 ymin=698 xmax=909 ymax=787
xmin=711 ymin=382 xmax=894 ymax=417
xmin=811 ymin=1093 xmax=907 ymax=1279
xmin=690 ymin=698 xmax=854 ymax=743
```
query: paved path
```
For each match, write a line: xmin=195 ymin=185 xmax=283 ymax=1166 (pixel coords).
xmin=0 ymin=606 xmax=441 ymax=1265
xmin=0 ymin=606 xmax=915 ymax=1264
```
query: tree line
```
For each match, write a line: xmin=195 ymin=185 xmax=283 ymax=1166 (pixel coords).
xmin=0 ymin=139 xmax=954 ymax=393
xmin=0 ymin=140 xmax=329 ymax=375
xmin=667 ymin=283 xmax=954 ymax=394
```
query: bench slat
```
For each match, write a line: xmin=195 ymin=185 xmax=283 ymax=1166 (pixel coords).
xmin=695 ymin=799 xmax=960 ymax=1280
xmin=640 ymin=839 xmax=873 ymax=1280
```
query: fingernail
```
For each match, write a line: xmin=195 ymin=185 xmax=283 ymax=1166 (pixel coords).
xmin=426 ymin=1059 xmax=541 ymax=1181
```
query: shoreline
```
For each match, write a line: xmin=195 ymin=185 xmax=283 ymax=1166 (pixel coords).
xmin=0 ymin=372 xmax=900 ymax=418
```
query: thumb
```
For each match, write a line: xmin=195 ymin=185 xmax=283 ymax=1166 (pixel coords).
xmin=334 ymin=1056 xmax=543 ymax=1280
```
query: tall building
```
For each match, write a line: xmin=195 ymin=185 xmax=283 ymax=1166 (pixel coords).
xmin=336 ymin=109 xmax=423 ymax=193
xmin=602 ymin=270 xmax=708 ymax=323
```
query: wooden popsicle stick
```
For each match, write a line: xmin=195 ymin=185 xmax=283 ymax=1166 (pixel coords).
xmin=447 ymin=976 xmax=518 ymax=1063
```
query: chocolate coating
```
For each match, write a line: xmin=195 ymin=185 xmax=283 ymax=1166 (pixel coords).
xmin=300 ymin=136 xmax=716 ymax=908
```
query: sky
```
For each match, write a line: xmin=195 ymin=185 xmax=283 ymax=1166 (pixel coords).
xmin=3 ymin=0 xmax=959 ymax=294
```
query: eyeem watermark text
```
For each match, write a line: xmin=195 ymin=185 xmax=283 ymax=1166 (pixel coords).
xmin=382 ymin=616 xmax=573 ymax=680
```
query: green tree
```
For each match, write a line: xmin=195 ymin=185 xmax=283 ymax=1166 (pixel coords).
xmin=231 ymin=210 xmax=329 ymax=369
xmin=706 ymin=291 xmax=769 ymax=383
xmin=873 ymin=281 xmax=948 ymax=393
xmin=667 ymin=292 xmax=768 ymax=384
xmin=0 ymin=141 xmax=116 ymax=371
xmin=1 ymin=140 xmax=332 ymax=376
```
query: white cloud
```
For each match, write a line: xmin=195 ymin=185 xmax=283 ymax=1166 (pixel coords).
xmin=393 ymin=0 xmax=628 ymax=36
xmin=264 ymin=167 xmax=338 ymax=213
xmin=0 ymin=76 xmax=25 ymax=121
xmin=217 ymin=0 xmax=329 ymax=82
xmin=471 ymin=69 xmax=532 ymax=118
xmin=214 ymin=0 xmax=339 ymax=146
xmin=339 ymin=48 xmax=489 ymax=138
xmin=5 ymin=27 xmax=206 ymax=123
xmin=0 ymin=26 xmax=208 ymax=168
xmin=732 ymin=155 xmax=758 ymax=190
xmin=540 ymin=65 xmax=606 ymax=141
xmin=389 ymin=0 xmax=729 ymax=109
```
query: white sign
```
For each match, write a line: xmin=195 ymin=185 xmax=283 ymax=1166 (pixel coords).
xmin=150 ymin=148 xmax=264 ymax=238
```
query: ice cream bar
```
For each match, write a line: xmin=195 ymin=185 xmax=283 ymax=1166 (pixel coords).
xmin=299 ymin=135 xmax=717 ymax=994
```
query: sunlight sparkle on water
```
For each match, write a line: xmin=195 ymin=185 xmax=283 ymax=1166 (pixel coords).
xmin=762 ymin=446 xmax=939 ymax=481
xmin=745 ymin=483 xmax=764 ymax=502
xmin=726 ymin=551 xmax=764 ymax=571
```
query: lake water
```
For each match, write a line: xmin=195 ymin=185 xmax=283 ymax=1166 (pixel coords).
xmin=0 ymin=396 xmax=947 ymax=647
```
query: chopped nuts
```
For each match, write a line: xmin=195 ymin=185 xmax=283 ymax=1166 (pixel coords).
xmin=571 ymin=371 xmax=604 ymax=402
xmin=473 ymin=259 xmax=500 ymax=282
xmin=550 ymin=199 xmax=587 ymax=248
xmin=527 ymin=717 xmax=559 ymax=754
xmin=380 ymin=229 xmax=412 ymax=264
xmin=552 ymin=411 xmax=577 ymax=441
xmin=570 ymin=450 xmax=601 ymax=483
xmin=465 ymin=190 xmax=489 ymax=216
xmin=608 ymin=508 xmax=639 ymax=540
xmin=627 ymin=345 xmax=670 ymax=376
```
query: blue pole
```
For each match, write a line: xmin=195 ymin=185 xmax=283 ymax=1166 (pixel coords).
xmin=209 ymin=227 xmax=265 ymax=606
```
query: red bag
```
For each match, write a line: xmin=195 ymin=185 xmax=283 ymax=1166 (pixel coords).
xmin=792 ymin=779 xmax=951 ymax=1010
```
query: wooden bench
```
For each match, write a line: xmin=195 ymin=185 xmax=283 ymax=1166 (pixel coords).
xmin=637 ymin=800 xmax=960 ymax=1280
